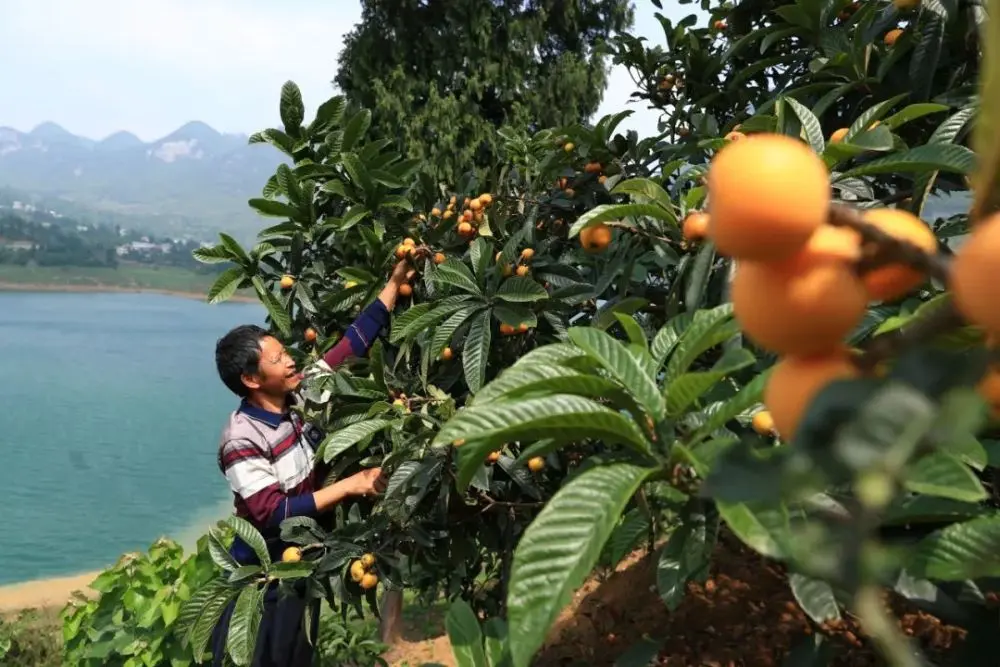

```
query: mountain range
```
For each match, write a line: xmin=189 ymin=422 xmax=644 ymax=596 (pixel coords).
xmin=0 ymin=121 xmax=286 ymax=242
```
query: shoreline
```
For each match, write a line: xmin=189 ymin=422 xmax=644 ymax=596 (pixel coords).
xmin=0 ymin=571 xmax=102 ymax=613
xmin=0 ymin=281 xmax=258 ymax=303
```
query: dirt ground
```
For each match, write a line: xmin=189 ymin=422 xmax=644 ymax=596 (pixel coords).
xmin=385 ymin=534 xmax=967 ymax=667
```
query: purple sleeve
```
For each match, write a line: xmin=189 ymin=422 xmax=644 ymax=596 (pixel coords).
xmin=322 ymin=299 xmax=390 ymax=368
xmin=242 ymin=485 xmax=320 ymax=527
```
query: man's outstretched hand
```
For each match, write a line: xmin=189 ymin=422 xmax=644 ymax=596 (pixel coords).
xmin=347 ymin=467 xmax=388 ymax=496
xmin=390 ymin=259 xmax=418 ymax=285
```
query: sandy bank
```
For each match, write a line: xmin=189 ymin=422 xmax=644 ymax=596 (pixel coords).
xmin=0 ymin=571 xmax=101 ymax=613
xmin=0 ymin=282 xmax=257 ymax=304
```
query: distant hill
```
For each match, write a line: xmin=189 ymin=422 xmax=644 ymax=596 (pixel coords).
xmin=0 ymin=121 xmax=287 ymax=242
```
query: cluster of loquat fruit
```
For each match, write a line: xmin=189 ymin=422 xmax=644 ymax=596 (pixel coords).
xmin=485 ymin=449 xmax=545 ymax=472
xmin=426 ymin=192 xmax=495 ymax=240
xmin=348 ymin=552 xmax=380 ymax=590
xmin=684 ymin=132 xmax=992 ymax=442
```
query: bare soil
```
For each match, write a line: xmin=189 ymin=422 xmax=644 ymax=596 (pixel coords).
xmin=386 ymin=535 xmax=967 ymax=666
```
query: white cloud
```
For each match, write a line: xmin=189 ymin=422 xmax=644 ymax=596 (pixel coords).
xmin=0 ymin=0 xmax=703 ymax=143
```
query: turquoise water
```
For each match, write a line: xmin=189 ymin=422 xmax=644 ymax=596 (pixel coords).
xmin=0 ymin=292 xmax=263 ymax=586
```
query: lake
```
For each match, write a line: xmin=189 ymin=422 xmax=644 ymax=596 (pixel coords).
xmin=0 ymin=292 xmax=262 ymax=586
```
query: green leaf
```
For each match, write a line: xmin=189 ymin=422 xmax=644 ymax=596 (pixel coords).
xmin=318 ymin=419 xmax=393 ymax=462
xmin=178 ymin=580 xmax=239 ymax=661
xmin=569 ymin=203 xmax=676 ymax=238
xmin=445 ymin=600 xmax=488 ymax=667
xmin=463 ymin=310 xmax=492 ymax=393
xmin=471 ymin=363 xmax=625 ymax=408
xmin=226 ymin=585 xmax=265 ymax=666
xmin=432 ymin=260 xmax=483 ymax=295
xmin=783 ymin=96 xmax=825 ymax=154
xmin=837 ymin=144 xmax=976 ymax=179
xmin=605 ymin=508 xmax=650 ymax=566
xmin=664 ymin=304 xmax=738 ymax=382
xmin=971 ymin=0 xmax=1000 ymax=220
xmin=666 ymin=347 xmax=755 ymax=416
xmin=910 ymin=515 xmax=1000 ymax=580
xmin=883 ymin=103 xmax=949 ymax=130
xmin=846 ymin=93 xmax=909 ymax=141
xmin=248 ymin=198 xmax=299 ymax=219
xmin=913 ymin=104 xmax=976 ymax=215
xmin=207 ymin=267 xmax=245 ymax=305
xmin=507 ymin=463 xmax=656 ymax=667
xmin=251 ymin=276 xmax=291 ymax=337
xmin=656 ymin=519 xmax=712 ymax=610
xmin=225 ymin=516 xmax=271 ymax=569
xmin=610 ymin=178 xmax=674 ymax=211
xmin=496 ymin=277 xmax=548 ymax=302
xmin=716 ymin=502 xmax=787 ymax=558
xmin=279 ymin=81 xmax=304 ymax=136
xmin=390 ymin=299 xmax=471 ymax=344
xmin=341 ymin=108 xmax=372 ymax=152
xmin=218 ymin=233 xmax=251 ymax=266
xmin=193 ymin=244 xmax=235 ymax=264
xmin=788 ymin=573 xmax=841 ymax=624
xmin=431 ymin=305 xmax=480 ymax=359
xmin=614 ymin=313 xmax=648 ymax=348
xmin=567 ymin=327 xmax=664 ymax=419
xmin=436 ymin=395 xmax=650 ymax=473
xmin=208 ymin=531 xmax=240 ymax=572
xmin=903 ymin=453 xmax=987 ymax=503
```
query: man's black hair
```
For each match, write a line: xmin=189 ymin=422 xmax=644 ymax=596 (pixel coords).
xmin=215 ymin=324 xmax=271 ymax=397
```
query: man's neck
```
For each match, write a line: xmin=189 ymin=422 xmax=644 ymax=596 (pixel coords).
xmin=247 ymin=392 xmax=288 ymax=415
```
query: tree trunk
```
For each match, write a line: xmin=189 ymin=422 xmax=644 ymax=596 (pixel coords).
xmin=379 ymin=588 xmax=404 ymax=645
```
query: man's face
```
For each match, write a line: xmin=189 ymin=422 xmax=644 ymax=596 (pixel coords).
xmin=244 ymin=335 xmax=302 ymax=397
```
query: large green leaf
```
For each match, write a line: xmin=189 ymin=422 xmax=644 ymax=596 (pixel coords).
xmin=688 ymin=371 xmax=769 ymax=441
xmin=506 ymin=464 xmax=656 ymax=667
xmin=471 ymin=363 xmax=625 ymax=407
xmin=226 ymin=584 xmax=265 ymax=666
xmin=788 ymin=573 xmax=841 ymax=624
xmin=251 ymin=276 xmax=292 ymax=337
xmin=208 ymin=531 xmax=240 ymax=572
xmin=432 ymin=259 xmax=483 ymax=295
xmin=971 ymin=0 xmax=1000 ymax=221
xmin=656 ymin=519 xmax=712 ymax=610
xmin=317 ymin=418 xmax=393 ymax=462
xmin=838 ymin=144 xmax=976 ymax=178
xmin=883 ymin=103 xmax=949 ymax=130
xmin=193 ymin=244 xmax=236 ymax=265
xmin=226 ymin=516 xmax=271 ymax=569
xmin=179 ymin=580 xmax=240 ymax=661
xmin=664 ymin=304 xmax=738 ymax=383
xmin=611 ymin=177 xmax=674 ymax=211
xmin=445 ymin=600 xmax=488 ymax=667
xmin=912 ymin=104 xmax=976 ymax=215
xmin=207 ymin=267 xmax=246 ymax=305
xmin=463 ymin=310 xmax=492 ymax=393
xmin=390 ymin=298 xmax=472 ymax=344
xmin=431 ymin=305 xmax=481 ymax=359
xmin=716 ymin=502 xmax=787 ymax=559
xmin=903 ymin=453 xmax=987 ymax=502
xmin=341 ymin=108 xmax=373 ymax=152
xmin=566 ymin=327 xmax=664 ymax=419
xmin=569 ymin=203 xmax=676 ymax=237
xmin=665 ymin=348 xmax=755 ymax=416
xmin=248 ymin=198 xmax=299 ymax=219
xmin=279 ymin=80 xmax=305 ymax=136
xmin=783 ymin=96 xmax=825 ymax=154
xmin=496 ymin=277 xmax=548 ymax=302
xmin=435 ymin=394 xmax=650 ymax=457
xmin=910 ymin=515 xmax=1000 ymax=580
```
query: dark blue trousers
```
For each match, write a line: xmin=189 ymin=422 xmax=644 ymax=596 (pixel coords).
xmin=211 ymin=583 xmax=320 ymax=667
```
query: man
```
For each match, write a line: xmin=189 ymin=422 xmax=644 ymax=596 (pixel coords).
xmin=209 ymin=258 xmax=416 ymax=667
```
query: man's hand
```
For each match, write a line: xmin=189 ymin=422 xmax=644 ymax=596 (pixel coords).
xmin=346 ymin=467 xmax=387 ymax=496
xmin=390 ymin=259 xmax=417 ymax=285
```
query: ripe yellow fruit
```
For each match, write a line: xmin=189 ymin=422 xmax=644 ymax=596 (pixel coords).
xmin=516 ymin=265 xmax=530 ymax=277
xmin=951 ymin=213 xmax=1000 ymax=336
xmin=462 ymin=210 xmax=474 ymax=223
xmin=434 ymin=252 xmax=446 ymax=264
xmin=403 ymin=237 xmax=415 ymax=246
xmin=521 ymin=248 xmax=535 ymax=260
xmin=470 ymin=198 xmax=483 ymax=211
xmin=977 ymin=367 xmax=1000 ymax=418
xmin=304 ymin=328 xmax=317 ymax=343
xmin=360 ymin=553 xmax=376 ymax=569
xmin=474 ymin=211 xmax=484 ymax=224
xmin=499 ymin=323 xmax=516 ymax=335
xmin=479 ymin=193 xmax=493 ymax=205
xmin=830 ymin=128 xmax=849 ymax=143
xmin=360 ymin=573 xmax=379 ymax=590
xmin=441 ymin=347 xmax=454 ymax=360
xmin=502 ymin=264 xmax=513 ymax=277
xmin=350 ymin=560 xmax=366 ymax=582
xmin=707 ymin=133 xmax=829 ymax=262
xmin=454 ymin=438 xmax=467 ymax=446
xmin=487 ymin=451 xmax=501 ymax=464
xmin=732 ymin=252 xmax=867 ymax=356
xmin=443 ymin=210 xmax=454 ymax=220
xmin=580 ymin=223 xmax=613 ymax=253
xmin=860 ymin=208 xmax=937 ymax=302
xmin=714 ymin=19 xmax=727 ymax=30
xmin=431 ymin=207 xmax=442 ymax=217
xmin=764 ymin=351 xmax=860 ymax=440
xmin=884 ymin=28 xmax=904 ymax=46
xmin=282 ymin=547 xmax=302 ymax=563
xmin=399 ymin=283 xmax=413 ymax=297
xmin=449 ymin=195 xmax=457 ymax=207
xmin=751 ymin=410 xmax=775 ymax=436
xmin=280 ymin=275 xmax=295 ymax=289
xmin=395 ymin=244 xmax=409 ymax=259
xmin=518 ymin=323 xmax=529 ymax=333
xmin=527 ymin=456 xmax=545 ymax=472
xmin=683 ymin=212 xmax=710 ymax=241
xmin=458 ymin=222 xmax=474 ymax=236
xmin=564 ymin=142 xmax=575 ymax=152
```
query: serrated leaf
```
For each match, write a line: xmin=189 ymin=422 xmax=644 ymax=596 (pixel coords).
xmin=248 ymin=198 xmax=299 ymax=219
xmin=610 ymin=177 xmax=674 ymax=211
xmin=507 ymin=463 xmax=656 ymax=667
xmin=431 ymin=306 xmax=480 ymax=359
xmin=226 ymin=516 xmax=271 ymax=569
xmin=569 ymin=203 xmax=676 ymax=237
xmin=207 ymin=267 xmax=246 ymax=305
xmin=178 ymin=580 xmax=239 ymax=661
xmin=432 ymin=260 xmax=483 ymax=295
xmin=606 ymin=508 xmax=650 ymax=566
xmin=463 ymin=310 xmax=492 ymax=393
xmin=193 ymin=244 xmax=235 ymax=264
xmin=208 ymin=530 xmax=240 ymax=572
xmin=664 ymin=304 xmax=737 ymax=382
xmin=690 ymin=371 xmax=769 ymax=441
xmin=390 ymin=299 xmax=471 ymax=344
xmin=904 ymin=453 xmax=987 ymax=502
xmin=317 ymin=419 xmax=393 ymax=462
xmin=471 ymin=363 xmax=624 ymax=407
xmin=567 ymin=327 xmax=664 ymax=419
xmin=666 ymin=347 xmax=755 ymax=416
xmin=837 ymin=144 xmax=976 ymax=179
xmin=496 ymin=277 xmax=548 ymax=302
xmin=279 ymin=81 xmax=304 ymax=136
xmin=783 ymin=96 xmax=825 ymax=154
xmin=910 ymin=515 xmax=1000 ymax=580
xmin=251 ymin=276 xmax=291 ymax=337
xmin=716 ymin=502 xmax=787 ymax=558
xmin=341 ymin=108 xmax=372 ymax=152
xmin=226 ymin=585 xmax=265 ymax=666
xmin=656 ymin=518 xmax=712 ymax=610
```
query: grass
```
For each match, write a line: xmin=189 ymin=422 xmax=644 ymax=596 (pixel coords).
xmin=0 ymin=262 xmax=254 ymax=298
xmin=0 ymin=608 xmax=62 ymax=667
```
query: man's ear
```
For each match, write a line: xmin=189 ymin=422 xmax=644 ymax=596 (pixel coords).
xmin=241 ymin=373 xmax=262 ymax=391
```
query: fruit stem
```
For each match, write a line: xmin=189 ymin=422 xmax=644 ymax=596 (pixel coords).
xmin=827 ymin=203 xmax=951 ymax=283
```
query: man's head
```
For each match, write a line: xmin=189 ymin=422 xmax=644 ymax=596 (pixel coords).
xmin=215 ymin=325 xmax=302 ymax=400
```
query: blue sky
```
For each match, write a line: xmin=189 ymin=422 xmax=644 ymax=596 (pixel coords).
xmin=1 ymin=0 xmax=698 ymax=143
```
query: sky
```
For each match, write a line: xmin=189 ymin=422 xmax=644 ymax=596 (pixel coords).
xmin=0 ymin=0 xmax=698 ymax=144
